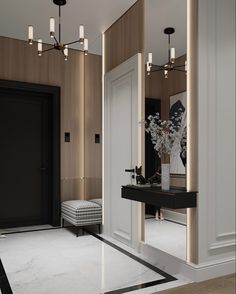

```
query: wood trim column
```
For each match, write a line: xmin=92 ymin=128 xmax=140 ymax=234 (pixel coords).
xmin=187 ymin=0 xmax=198 ymax=264
xmin=84 ymin=54 xmax=102 ymax=200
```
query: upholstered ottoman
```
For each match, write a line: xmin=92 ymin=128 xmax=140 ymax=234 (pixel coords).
xmin=61 ymin=200 xmax=102 ymax=237
xmin=89 ymin=198 xmax=102 ymax=207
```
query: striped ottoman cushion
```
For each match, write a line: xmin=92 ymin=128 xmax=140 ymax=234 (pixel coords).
xmin=61 ymin=200 xmax=102 ymax=226
xmin=61 ymin=214 xmax=102 ymax=226
xmin=89 ymin=198 xmax=102 ymax=207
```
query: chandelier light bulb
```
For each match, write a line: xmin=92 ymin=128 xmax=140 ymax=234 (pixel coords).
xmin=84 ymin=38 xmax=88 ymax=55
xmin=164 ymin=69 xmax=168 ymax=79
xmin=50 ymin=18 xmax=55 ymax=38
xmin=38 ymin=39 xmax=42 ymax=56
xmin=28 ymin=26 xmax=34 ymax=45
xmin=148 ymin=52 xmax=153 ymax=64
xmin=64 ymin=45 xmax=68 ymax=61
xmin=146 ymin=62 xmax=151 ymax=74
xmin=79 ymin=25 xmax=85 ymax=43
xmin=170 ymin=48 xmax=175 ymax=63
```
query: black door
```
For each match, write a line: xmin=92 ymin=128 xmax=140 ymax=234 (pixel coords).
xmin=0 ymin=88 xmax=53 ymax=228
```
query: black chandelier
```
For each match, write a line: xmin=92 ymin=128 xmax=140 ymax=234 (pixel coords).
xmin=27 ymin=0 xmax=88 ymax=61
xmin=146 ymin=27 xmax=186 ymax=78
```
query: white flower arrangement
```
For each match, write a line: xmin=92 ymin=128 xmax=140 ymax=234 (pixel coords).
xmin=146 ymin=111 xmax=186 ymax=159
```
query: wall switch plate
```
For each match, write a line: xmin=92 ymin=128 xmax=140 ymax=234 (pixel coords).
xmin=95 ymin=134 xmax=100 ymax=144
xmin=65 ymin=132 xmax=70 ymax=142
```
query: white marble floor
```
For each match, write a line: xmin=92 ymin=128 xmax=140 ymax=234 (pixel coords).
xmin=0 ymin=228 xmax=188 ymax=294
xmin=145 ymin=219 xmax=187 ymax=260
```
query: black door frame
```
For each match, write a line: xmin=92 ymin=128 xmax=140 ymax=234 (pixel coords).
xmin=0 ymin=79 xmax=61 ymax=227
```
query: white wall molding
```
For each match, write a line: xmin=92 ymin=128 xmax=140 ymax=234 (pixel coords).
xmin=209 ymin=240 xmax=236 ymax=250
xmin=206 ymin=0 xmax=236 ymax=251
xmin=194 ymin=258 xmax=236 ymax=282
xmin=198 ymin=0 xmax=236 ymax=261
xmin=217 ymin=232 xmax=236 ymax=239
xmin=104 ymin=54 xmax=142 ymax=249
xmin=209 ymin=231 xmax=236 ymax=250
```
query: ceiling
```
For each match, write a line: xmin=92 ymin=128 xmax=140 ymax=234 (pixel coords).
xmin=145 ymin=0 xmax=187 ymax=65
xmin=0 ymin=0 xmax=187 ymax=60
xmin=0 ymin=0 xmax=137 ymax=55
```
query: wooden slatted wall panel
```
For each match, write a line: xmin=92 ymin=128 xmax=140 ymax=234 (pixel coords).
xmin=0 ymin=36 xmax=100 ymax=202
xmin=84 ymin=54 xmax=102 ymax=200
xmin=104 ymin=0 xmax=144 ymax=73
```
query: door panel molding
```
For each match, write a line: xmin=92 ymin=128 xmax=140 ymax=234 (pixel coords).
xmin=104 ymin=54 xmax=142 ymax=249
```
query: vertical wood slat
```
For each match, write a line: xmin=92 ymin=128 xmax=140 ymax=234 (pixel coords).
xmin=84 ymin=54 xmax=102 ymax=200
xmin=187 ymin=0 xmax=199 ymax=264
xmin=104 ymin=0 xmax=144 ymax=73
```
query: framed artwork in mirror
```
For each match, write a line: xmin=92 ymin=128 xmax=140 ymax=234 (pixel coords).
xmin=169 ymin=91 xmax=187 ymax=176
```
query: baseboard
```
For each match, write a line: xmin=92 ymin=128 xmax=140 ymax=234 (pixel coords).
xmin=162 ymin=209 xmax=187 ymax=225
xmin=140 ymin=242 xmax=236 ymax=282
xmin=193 ymin=258 xmax=236 ymax=282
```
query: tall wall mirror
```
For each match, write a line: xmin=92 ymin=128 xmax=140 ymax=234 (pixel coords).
xmin=144 ymin=0 xmax=187 ymax=261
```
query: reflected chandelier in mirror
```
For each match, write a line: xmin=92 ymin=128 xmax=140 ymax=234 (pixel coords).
xmin=146 ymin=27 xmax=187 ymax=79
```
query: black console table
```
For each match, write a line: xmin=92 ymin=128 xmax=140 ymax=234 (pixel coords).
xmin=122 ymin=185 xmax=197 ymax=209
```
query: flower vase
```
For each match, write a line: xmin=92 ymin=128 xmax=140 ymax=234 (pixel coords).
xmin=161 ymin=163 xmax=170 ymax=191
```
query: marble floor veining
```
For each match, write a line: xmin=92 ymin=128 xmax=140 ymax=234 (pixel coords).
xmin=0 ymin=228 xmax=182 ymax=294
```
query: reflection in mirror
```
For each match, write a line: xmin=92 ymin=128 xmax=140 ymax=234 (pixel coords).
xmin=169 ymin=91 xmax=187 ymax=175
xmin=144 ymin=0 xmax=187 ymax=261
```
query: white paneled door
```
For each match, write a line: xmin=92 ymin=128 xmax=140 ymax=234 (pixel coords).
xmin=104 ymin=54 xmax=143 ymax=249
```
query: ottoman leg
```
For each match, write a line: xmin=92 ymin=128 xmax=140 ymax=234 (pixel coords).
xmin=61 ymin=217 xmax=65 ymax=228
xmin=98 ymin=224 xmax=101 ymax=234
xmin=76 ymin=227 xmax=80 ymax=237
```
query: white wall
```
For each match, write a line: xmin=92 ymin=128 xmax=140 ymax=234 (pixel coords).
xmin=198 ymin=0 xmax=235 ymax=265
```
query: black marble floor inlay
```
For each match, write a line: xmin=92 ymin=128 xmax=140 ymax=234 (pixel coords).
xmin=0 ymin=259 xmax=13 ymax=294
xmin=86 ymin=230 xmax=177 ymax=294
xmin=2 ymin=226 xmax=61 ymax=235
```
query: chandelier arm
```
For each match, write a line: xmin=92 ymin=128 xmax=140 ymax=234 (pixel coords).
xmin=60 ymin=49 xmax=65 ymax=56
xmin=173 ymin=68 xmax=186 ymax=73
xmin=173 ymin=64 xmax=186 ymax=68
xmin=41 ymin=46 xmax=56 ymax=53
xmin=53 ymin=35 xmax=59 ymax=45
xmin=149 ymin=68 xmax=164 ymax=73
xmin=65 ymin=39 xmax=81 ymax=46
xmin=151 ymin=65 xmax=164 ymax=70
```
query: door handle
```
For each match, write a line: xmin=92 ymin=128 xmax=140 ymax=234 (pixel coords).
xmin=125 ymin=169 xmax=135 ymax=173
xmin=125 ymin=168 xmax=135 ymax=179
